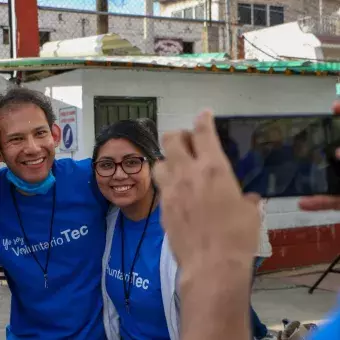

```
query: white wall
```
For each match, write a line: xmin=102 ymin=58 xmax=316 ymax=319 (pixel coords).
xmin=243 ymin=22 xmax=324 ymax=61
xmin=0 ymin=75 xmax=10 ymax=168
xmin=80 ymin=67 xmax=340 ymax=230
xmin=26 ymin=70 xmax=85 ymax=160
xmin=160 ymin=0 xmax=222 ymax=21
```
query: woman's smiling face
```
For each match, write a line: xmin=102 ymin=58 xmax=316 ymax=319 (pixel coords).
xmin=94 ymin=138 xmax=152 ymax=208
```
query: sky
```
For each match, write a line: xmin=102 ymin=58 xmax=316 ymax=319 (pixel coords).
xmin=0 ymin=0 xmax=160 ymax=15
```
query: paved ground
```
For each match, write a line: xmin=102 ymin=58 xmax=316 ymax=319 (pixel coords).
xmin=0 ymin=284 xmax=9 ymax=339
xmin=0 ymin=266 xmax=339 ymax=338
xmin=253 ymin=276 xmax=337 ymax=333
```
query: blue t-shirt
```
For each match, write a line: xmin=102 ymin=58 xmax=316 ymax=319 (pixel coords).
xmin=0 ymin=158 xmax=108 ymax=340
xmin=106 ymin=205 xmax=170 ymax=340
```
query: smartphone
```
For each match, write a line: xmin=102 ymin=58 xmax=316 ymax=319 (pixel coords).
xmin=215 ymin=114 xmax=340 ymax=198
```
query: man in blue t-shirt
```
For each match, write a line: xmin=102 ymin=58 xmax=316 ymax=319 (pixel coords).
xmin=0 ymin=88 xmax=108 ymax=339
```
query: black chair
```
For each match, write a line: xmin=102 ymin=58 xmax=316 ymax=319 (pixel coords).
xmin=309 ymin=254 xmax=340 ymax=294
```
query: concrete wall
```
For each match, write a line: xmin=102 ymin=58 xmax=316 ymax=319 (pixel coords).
xmin=26 ymin=70 xmax=85 ymax=160
xmin=0 ymin=76 xmax=10 ymax=168
xmin=0 ymin=3 xmax=219 ymax=58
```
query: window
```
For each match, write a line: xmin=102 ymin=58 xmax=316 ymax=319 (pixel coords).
xmin=269 ymin=6 xmax=284 ymax=26
xmin=183 ymin=41 xmax=194 ymax=54
xmin=253 ymin=4 xmax=267 ymax=26
xmin=238 ymin=3 xmax=251 ymax=25
xmin=1 ymin=28 xmax=50 ymax=46
xmin=195 ymin=4 xmax=205 ymax=20
xmin=183 ymin=8 xmax=193 ymax=19
xmin=237 ymin=3 xmax=285 ymax=27
xmin=171 ymin=10 xmax=182 ymax=18
xmin=39 ymin=31 xmax=50 ymax=46
xmin=2 ymin=28 xmax=9 ymax=45
xmin=94 ymin=97 xmax=157 ymax=136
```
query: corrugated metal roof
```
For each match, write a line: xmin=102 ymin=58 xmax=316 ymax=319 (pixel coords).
xmin=40 ymin=33 xmax=142 ymax=58
xmin=0 ymin=55 xmax=338 ymax=76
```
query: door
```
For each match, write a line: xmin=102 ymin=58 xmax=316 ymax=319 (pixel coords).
xmin=94 ymin=96 xmax=157 ymax=136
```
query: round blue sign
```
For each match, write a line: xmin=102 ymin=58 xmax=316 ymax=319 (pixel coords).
xmin=63 ymin=124 xmax=73 ymax=149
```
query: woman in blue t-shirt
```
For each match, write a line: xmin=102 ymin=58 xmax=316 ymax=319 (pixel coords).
xmin=92 ymin=119 xmax=180 ymax=340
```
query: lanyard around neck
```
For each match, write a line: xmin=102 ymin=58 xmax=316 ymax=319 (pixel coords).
xmin=120 ymin=191 xmax=156 ymax=314
xmin=10 ymin=184 xmax=56 ymax=289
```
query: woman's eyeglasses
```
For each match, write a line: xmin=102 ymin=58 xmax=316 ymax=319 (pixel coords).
xmin=93 ymin=157 xmax=148 ymax=177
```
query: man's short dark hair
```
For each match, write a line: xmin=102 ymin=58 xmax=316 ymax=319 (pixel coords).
xmin=0 ymin=87 xmax=56 ymax=127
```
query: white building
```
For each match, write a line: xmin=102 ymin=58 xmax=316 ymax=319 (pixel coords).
xmin=243 ymin=20 xmax=340 ymax=61
xmin=158 ymin=0 xmax=340 ymax=57
xmin=1 ymin=55 xmax=338 ymax=271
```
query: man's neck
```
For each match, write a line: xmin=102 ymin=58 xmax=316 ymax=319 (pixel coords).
xmin=15 ymin=188 xmax=36 ymax=196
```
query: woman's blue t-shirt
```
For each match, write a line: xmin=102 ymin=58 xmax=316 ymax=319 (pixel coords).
xmin=106 ymin=205 xmax=170 ymax=340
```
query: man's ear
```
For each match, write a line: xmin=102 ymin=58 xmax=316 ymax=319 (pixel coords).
xmin=51 ymin=123 xmax=61 ymax=147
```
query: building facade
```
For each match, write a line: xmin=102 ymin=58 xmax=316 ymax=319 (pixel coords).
xmin=159 ymin=0 xmax=340 ymax=57
xmin=0 ymin=3 xmax=228 ymax=58
xmin=20 ymin=57 xmax=339 ymax=271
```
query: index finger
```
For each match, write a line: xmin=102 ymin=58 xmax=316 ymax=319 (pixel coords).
xmin=192 ymin=111 xmax=225 ymax=161
xmin=162 ymin=130 xmax=193 ymax=167
xmin=299 ymin=195 xmax=340 ymax=211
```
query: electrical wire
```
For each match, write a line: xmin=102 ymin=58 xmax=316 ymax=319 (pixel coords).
xmin=242 ymin=35 xmax=282 ymax=60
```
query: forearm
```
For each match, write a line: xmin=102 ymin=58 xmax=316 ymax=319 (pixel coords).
xmin=180 ymin=259 xmax=252 ymax=340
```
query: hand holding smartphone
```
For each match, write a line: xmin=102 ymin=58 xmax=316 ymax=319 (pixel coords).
xmin=215 ymin=114 xmax=340 ymax=198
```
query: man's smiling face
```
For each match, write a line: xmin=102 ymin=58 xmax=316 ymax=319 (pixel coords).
xmin=0 ymin=103 xmax=60 ymax=183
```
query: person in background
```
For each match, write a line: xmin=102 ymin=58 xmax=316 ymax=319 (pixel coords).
xmin=310 ymin=147 xmax=328 ymax=193
xmin=251 ymin=199 xmax=275 ymax=340
xmin=0 ymin=87 xmax=108 ymax=339
xmin=93 ymin=120 xmax=180 ymax=339
xmin=292 ymin=131 xmax=313 ymax=195
xmin=216 ymin=120 xmax=240 ymax=172
xmin=236 ymin=129 xmax=269 ymax=195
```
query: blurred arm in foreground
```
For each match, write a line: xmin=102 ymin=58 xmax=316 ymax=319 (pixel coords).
xmin=154 ymin=111 xmax=261 ymax=340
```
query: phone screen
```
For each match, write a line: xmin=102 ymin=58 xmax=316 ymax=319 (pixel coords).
xmin=215 ymin=114 xmax=340 ymax=198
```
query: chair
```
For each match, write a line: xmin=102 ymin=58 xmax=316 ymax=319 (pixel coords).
xmin=308 ymin=254 xmax=340 ymax=294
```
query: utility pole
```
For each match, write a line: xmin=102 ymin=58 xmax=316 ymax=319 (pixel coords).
xmin=8 ymin=0 xmax=16 ymax=59
xmin=96 ymin=0 xmax=108 ymax=35
xmin=144 ymin=0 xmax=154 ymax=54
xmin=225 ymin=0 xmax=232 ymax=57
xmin=202 ymin=0 xmax=219 ymax=53
xmin=208 ymin=0 xmax=212 ymax=25
xmin=319 ymin=0 xmax=323 ymax=28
